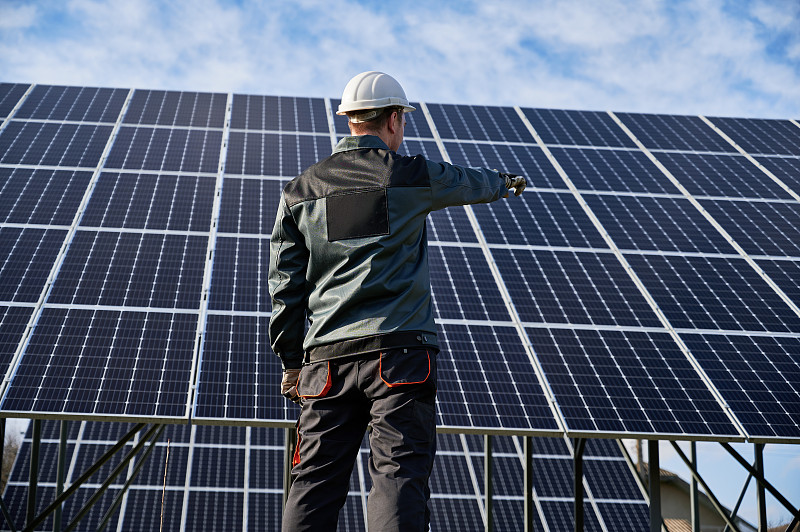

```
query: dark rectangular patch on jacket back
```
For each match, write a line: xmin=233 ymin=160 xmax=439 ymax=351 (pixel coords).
xmin=327 ymin=189 xmax=389 ymax=241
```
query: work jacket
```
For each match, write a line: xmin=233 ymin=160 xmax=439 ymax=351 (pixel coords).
xmin=268 ymin=135 xmax=506 ymax=370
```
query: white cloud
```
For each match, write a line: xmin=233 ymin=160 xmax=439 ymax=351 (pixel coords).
xmin=0 ymin=4 xmax=37 ymax=30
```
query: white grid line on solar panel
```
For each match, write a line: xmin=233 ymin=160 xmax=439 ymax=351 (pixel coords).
xmin=680 ymin=333 xmax=800 ymax=442
xmin=435 ymin=323 xmax=561 ymax=433
xmin=78 ymin=172 xmax=216 ymax=232
xmin=230 ymin=94 xmax=328 ymax=132
xmin=708 ymin=116 xmax=800 ymax=157
xmin=123 ymin=90 xmax=227 ymax=128
xmin=13 ymin=85 xmax=128 ymax=123
xmin=0 ymin=307 xmax=197 ymax=419
xmin=491 ymin=247 xmax=663 ymax=328
xmin=0 ymin=120 xmax=113 ymax=167
xmin=224 ymin=131 xmax=331 ymax=177
xmin=426 ymin=103 xmax=535 ymax=143
xmin=3 ymin=117 xmax=124 ymax=127
xmin=520 ymin=107 xmax=638 ymax=148
xmin=104 ymin=126 xmax=222 ymax=174
xmin=614 ymin=112 xmax=737 ymax=152
xmin=624 ymin=253 xmax=800 ymax=333
xmin=0 ymin=167 xmax=93 ymax=226
xmin=0 ymin=163 xmax=219 ymax=178
xmin=527 ymin=327 xmax=741 ymax=438
xmin=40 ymin=303 xmax=199 ymax=314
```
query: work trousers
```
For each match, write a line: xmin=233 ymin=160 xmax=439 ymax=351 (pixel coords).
xmin=281 ymin=348 xmax=437 ymax=532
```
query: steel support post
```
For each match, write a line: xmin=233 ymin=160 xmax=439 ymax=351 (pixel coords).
xmin=690 ymin=442 xmax=700 ymax=532
xmin=648 ymin=440 xmax=661 ymax=532
xmin=283 ymin=426 xmax=296 ymax=507
xmin=27 ymin=420 xmax=41 ymax=528
xmin=485 ymin=434 xmax=493 ymax=532
xmin=574 ymin=438 xmax=586 ymax=532
xmin=54 ymin=420 xmax=68 ymax=532
xmin=524 ymin=436 xmax=534 ymax=532
xmin=755 ymin=444 xmax=767 ymax=532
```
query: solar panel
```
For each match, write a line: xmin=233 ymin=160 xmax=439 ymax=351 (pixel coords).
xmin=710 ymin=116 xmax=800 ymax=157
xmin=615 ymin=112 xmax=737 ymax=152
xmin=522 ymin=108 xmax=637 ymax=148
xmin=0 ymin=83 xmax=30 ymax=117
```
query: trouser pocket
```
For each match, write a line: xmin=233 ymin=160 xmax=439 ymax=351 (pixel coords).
xmin=297 ymin=361 xmax=332 ymax=399
xmin=379 ymin=348 xmax=432 ymax=387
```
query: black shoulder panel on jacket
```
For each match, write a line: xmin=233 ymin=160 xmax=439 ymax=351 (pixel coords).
xmin=283 ymin=148 xmax=430 ymax=207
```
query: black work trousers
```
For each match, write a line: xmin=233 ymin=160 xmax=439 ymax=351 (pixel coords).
xmin=281 ymin=348 xmax=437 ymax=532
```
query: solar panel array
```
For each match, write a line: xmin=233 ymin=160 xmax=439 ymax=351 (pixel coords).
xmin=2 ymin=421 xmax=648 ymax=531
xmin=1 ymin=82 xmax=800 ymax=444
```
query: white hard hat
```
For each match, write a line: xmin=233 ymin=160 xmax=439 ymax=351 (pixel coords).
xmin=337 ymin=71 xmax=416 ymax=121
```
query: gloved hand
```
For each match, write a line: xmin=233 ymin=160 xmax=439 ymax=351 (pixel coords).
xmin=281 ymin=368 xmax=302 ymax=404
xmin=500 ymin=172 xmax=526 ymax=196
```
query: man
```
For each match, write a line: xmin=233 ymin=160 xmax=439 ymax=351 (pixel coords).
xmin=269 ymin=71 xmax=526 ymax=531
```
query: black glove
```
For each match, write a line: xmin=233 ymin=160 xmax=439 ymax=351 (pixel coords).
xmin=500 ymin=172 xmax=526 ymax=196
xmin=281 ymin=368 xmax=302 ymax=404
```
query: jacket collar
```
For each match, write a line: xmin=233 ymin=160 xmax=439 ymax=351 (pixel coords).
xmin=333 ymin=135 xmax=391 ymax=154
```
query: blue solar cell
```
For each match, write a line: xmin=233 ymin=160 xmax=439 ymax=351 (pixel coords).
xmin=0 ymin=121 xmax=112 ymax=167
xmin=398 ymin=138 xmax=440 ymax=159
xmin=427 ymin=207 xmax=478 ymax=243
xmin=0 ymin=228 xmax=66 ymax=303
xmin=218 ymin=177 xmax=286 ymax=235
xmin=231 ymin=94 xmax=329 ymax=133
xmin=584 ymin=459 xmax=642 ymax=499
xmin=529 ymin=327 xmax=738 ymax=436
xmin=615 ymin=112 xmax=735 ymax=152
xmin=0 ymin=82 xmax=30 ymax=117
xmin=428 ymin=103 xmax=534 ymax=142
xmin=699 ymin=199 xmax=800 ymax=257
xmin=436 ymin=323 xmax=559 ymax=432
xmin=247 ymin=493 xmax=284 ymax=532
xmin=191 ymin=446 xmax=245 ymax=487
xmin=550 ymin=146 xmax=679 ymax=194
xmin=429 ymin=497 xmax=484 ymax=531
xmin=105 ymin=126 xmax=223 ymax=173
xmin=225 ymin=132 xmax=329 ymax=176
xmin=756 ymin=259 xmax=800 ymax=306
xmin=15 ymin=85 xmax=127 ymax=123
xmin=185 ymin=491 xmax=244 ymax=531
xmin=682 ymin=333 xmax=800 ymax=440
xmin=81 ymin=172 xmax=215 ymax=231
xmin=0 ymin=168 xmax=92 ymax=225
xmin=597 ymin=502 xmax=651 ymax=532
xmin=1 ymin=308 xmax=196 ymax=418
xmin=121 ymin=490 xmax=184 ymax=532
xmin=627 ymin=254 xmax=800 ymax=333
xmin=711 ymin=116 xmax=800 ymax=157
xmin=492 ymin=248 xmax=662 ymax=328
xmin=429 ymin=245 xmax=510 ymax=321
xmin=522 ymin=108 xmax=637 ymax=148
xmin=445 ymin=141 xmax=564 ymax=189
xmin=208 ymin=237 xmax=270 ymax=312
xmin=755 ymin=156 xmax=800 ymax=193
xmin=584 ymin=195 xmax=736 ymax=254
xmin=474 ymin=190 xmax=607 ymax=248
xmin=541 ymin=500 xmax=603 ymax=532
xmin=124 ymin=90 xmax=227 ymax=128
xmin=0 ymin=305 xmax=33 ymax=382
xmin=48 ymin=230 xmax=207 ymax=309
xmin=195 ymin=314 xmax=296 ymax=423
xmin=655 ymin=152 xmax=794 ymax=199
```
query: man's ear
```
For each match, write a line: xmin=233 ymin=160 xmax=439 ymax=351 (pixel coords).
xmin=386 ymin=111 xmax=400 ymax=135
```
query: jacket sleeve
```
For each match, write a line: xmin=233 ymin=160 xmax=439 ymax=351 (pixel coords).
xmin=268 ymin=193 xmax=308 ymax=370
xmin=426 ymin=159 xmax=506 ymax=211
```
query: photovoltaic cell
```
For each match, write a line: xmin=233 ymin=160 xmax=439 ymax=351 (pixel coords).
xmin=0 ymin=305 xmax=33 ymax=378
xmin=583 ymin=194 xmax=736 ymax=254
xmin=230 ymin=94 xmax=328 ymax=133
xmin=473 ymin=190 xmax=607 ymax=248
xmin=194 ymin=315 xmax=294 ymax=423
xmin=754 ymin=156 xmax=800 ymax=194
xmin=1 ymin=308 xmax=197 ymax=418
xmin=0 ymin=82 xmax=30 ymax=117
xmin=615 ymin=112 xmax=735 ymax=152
xmin=105 ymin=126 xmax=222 ymax=173
xmin=81 ymin=172 xmax=215 ymax=232
xmin=427 ymin=207 xmax=478 ymax=243
xmin=429 ymin=245 xmax=510 ymax=322
xmin=626 ymin=254 xmax=800 ymax=333
xmin=655 ymin=152 xmax=794 ymax=199
xmin=0 ymin=227 xmax=67 ymax=302
xmin=14 ymin=85 xmax=128 ymax=123
xmin=208 ymin=237 xmax=270 ymax=313
xmin=699 ymin=199 xmax=800 ymax=257
xmin=427 ymin=103 xmax=534 ymax=143
xmin=225 ymin=132 xmax=329 ymax=176
xmin=492 ymin=248 xmax=662 ymax=328
xmin=755 ymin=259 xmax=800 ymax=306
xmin=0 ymin=167 xmax=92 ymax=225
xmin=444 ymin=141 xmax=564 ymax=189
xmin=398 ymin=138 xmax=439 ymax=159
xmin=711 ymin=117 xmax=800 ymax=157
xmin=549 ymin=146 xmax=679 ymax=194
xmin=436 ymin=323 xmax=559 ymax=432
xmin=123 ymin=89 xmax=227 ymax=128
xmin=682 ymin=333 xmax=800 ymax=440
xmin=0 ymin=121 xmax=112 ymax=167
xmin=218 ymin=177 xmax=286 ymax=234
xmin=522 ymin=108 xmax=637 ymax=148
xmin=47 ymin=230 xmax=207 ymax=309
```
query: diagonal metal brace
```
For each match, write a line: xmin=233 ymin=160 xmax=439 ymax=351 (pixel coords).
xmin=720 ymin=442 xmax=800 ymax=526
xmin=21 ymin=422 xmax=147 ymax=532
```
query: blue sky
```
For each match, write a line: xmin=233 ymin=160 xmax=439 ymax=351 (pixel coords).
xmin=1 ymin=0 xmax=799 ymax=526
